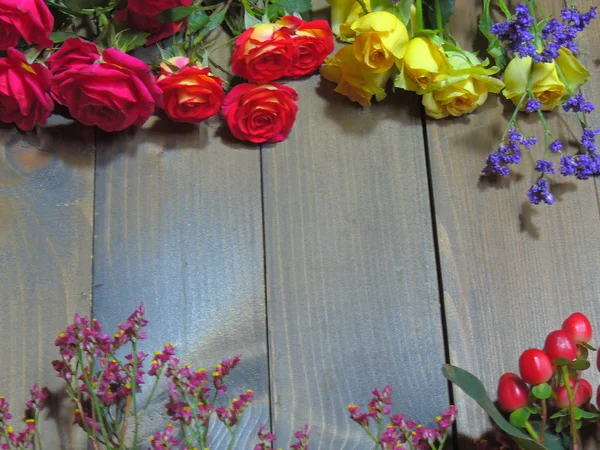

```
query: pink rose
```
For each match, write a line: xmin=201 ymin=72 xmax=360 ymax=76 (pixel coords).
xmin=0 ymin=0 xmax=54 ymax=50
xmin=115 ymin=7 xmax=185 ymax=46
xmin=47 ymin=38 xmax=162 ymax=131
xmin=127 ymin=0 xmax=193 ymax=16
xmin=0 ymin=49 xmax=54 ymax=131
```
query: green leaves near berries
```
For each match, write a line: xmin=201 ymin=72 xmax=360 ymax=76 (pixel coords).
xmin=442 ymin=365 xmax=548 ymax=450
xmin=570 ymin=359 xmax=590 ymax=371
xmin=509 ymin=408 xmax=531 ymax=428
xmin=532 ymin=383 xmax=552 ymax=400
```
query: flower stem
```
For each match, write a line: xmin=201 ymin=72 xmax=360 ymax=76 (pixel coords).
xmin=131 ymin=341 xmax=140 ymax=448
xmin=561 ymin=365 xmax=578 ymax=448
xmin=34 ymin=411 xmax=43 ymax=450
xmin=356 ymin=0 xmax=369 ymax=15
xmin=415 ymin=0 xmax=424 ymax=32
xmin=540 ymin=398 xmax=547 ymax=443
xmin=142 ymin=366 xmax=165 ymax=414
xmin=434 ymin=0 xmax=443 ymax=33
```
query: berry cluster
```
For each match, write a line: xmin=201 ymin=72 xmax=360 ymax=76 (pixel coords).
xmin=496 ymin=313 xmax=599 ymax=445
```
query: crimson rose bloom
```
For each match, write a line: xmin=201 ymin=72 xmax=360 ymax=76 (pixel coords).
xmin=47 ymin=38 xmax=162 ymax=132
xmin=221 ymin=83 xmax=298 ymax=143
xmin=0 ymin=49 xmax=54 ymax=131
xmin=157 ymin=57 xmax=224 ymax=123
xmin=128 ymin=0 xmax=193 ymax=15
xmin=115 ymin=7 xmax=184 ymax=46
xmin=0 ymin=0 xmax=54 ymax=50
xmin=277 ymin=16 xmax=334 ymax=78
xmin=231 ymin=24 xmax=299 ymax=84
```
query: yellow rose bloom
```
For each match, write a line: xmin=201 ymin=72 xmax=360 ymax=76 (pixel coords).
xmin=320 ymin=45 xmax=390 ymax=107
xmin=326 ymin=0 xmax=358 ymax=36
xmin=338 ymin=0 xmax=371 ymax=42
xmin=423 ymin=51 xmax=504 ymax=119
xmin=394 ymin=37 xmax=448 ymax=94
xmin=502 ymin=47 xmax=590 ymax=111
xmin=350 ymin=11 xmax=409 ymax=73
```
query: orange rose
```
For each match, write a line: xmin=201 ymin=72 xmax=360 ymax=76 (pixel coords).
xmin=277 ymin=16 xmax=335 ymax=78
xmin=221 ymin=83 xmax=298 ymax=143
xmin=231 ymin=24 xmax=299 ymax=83
xmin=157 ymin=57 xmax=224 ymax=123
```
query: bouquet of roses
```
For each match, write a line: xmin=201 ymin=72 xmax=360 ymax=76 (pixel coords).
xmin=320 ymin=0 xmax=505 ymax=119
xmin=0 ymin=0 xmax=334 ymax=144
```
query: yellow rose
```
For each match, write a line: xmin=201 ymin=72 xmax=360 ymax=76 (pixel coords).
xmin=350 ymin=11 xmax=409 ymax=73
xmin=502 ymin=47 xmax=590 ymax=111
xmin=320 ymin=45 xmax=390 ymax=107
xmin=394 ymin=37 xmax=448 ymax=94
xmin=326 ymin=0 xmax=358 ymax=36
xmin=338 ymin=0 xmax=371 ymax=42
xmin=423 ymin=51 xmax=504 ymax=119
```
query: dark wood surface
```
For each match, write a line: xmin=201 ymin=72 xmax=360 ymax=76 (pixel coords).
xmin=2 ymin=2 xmax=600 ymax=449
xmin=0 ymin=117 xmax=95 ymax=449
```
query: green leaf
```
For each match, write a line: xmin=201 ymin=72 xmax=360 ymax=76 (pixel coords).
xmin=50 ymin=31 xmax=77 ymax=43
xmin=509 ymin=408 xmax=531 ymax=429
xmin=244 ymin=9 xmax=262 ymax=29
xmin=278 ymin=0 xmax=312 ymax=18
xmin=206 ymin=6 xmax=228 ymax=32
xmin=556 ymin=415 xmax=568 ymax=434
xmin=529 ymin=422 xmax=571 ymax=450
xmin=552 ymin=357 xmax=571 ymax=366
xmin=158 ymin=6 xmax=199 ymax=23
xmin=369 ymin=0 xmax=412 ymax=24
xmin=524 ymin=405 xmax=540 ymax=414
xmin=63 ymin=0 xmax=109 ymax=13
xmin=573 ymin=407 xmax=600 ymax=420
xmin=570 ymin=359 xmax=590 ymax=371
xmin=188 ymin=10 xmax=210 ymax=33
xmin=442 ymin=365 xmax=548 ymax=450
xmin=550 ymin=409 xmax=569 ymax=420
xmin=581 ymin=342 xmax=596 ymax=351
xmin=422 ymin=0 xmax=455 ymax=30
xmin=114 ymin=29 xmax=149 ymax=53
xmin=532 ymin=383 xmax=552 ymax=400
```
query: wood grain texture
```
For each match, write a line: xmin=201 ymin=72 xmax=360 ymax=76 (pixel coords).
xmin=425 ymin=0 xmax=600 ymax=443
xmin=262 ymin=45 xmax=449 ymax=450
xmin=0 ymin=117 xmax=95 ymax=449
xmin=92 ymin=114 xmax=269 ymax=447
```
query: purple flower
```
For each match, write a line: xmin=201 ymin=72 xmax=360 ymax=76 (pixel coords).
xmin=525 ymin=99 xmax=541 ymax=113
xmin=535 ymin=160 xmax=555 ymax=174
xmin=149 ymin=424 xmax=179 ymax=449
xmin=549 ymin=139 xmax=563 ymax=152
xmin=560 ymin=155 xmax=578 ymax=176
xmin=491 ymin=4 xmax=540 ymax=60
xmin=581 ymin=127 xmax=600 ymax=152
xmin=563 ymin=94 xmax=595 ymax=114
xmin=527 ymin=178 xmax=554 ymax=205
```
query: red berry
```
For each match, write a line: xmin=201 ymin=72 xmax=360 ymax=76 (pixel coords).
xmin=544 ymin=330 xmax=577 ymax=362
xmin=562 ymin=312 xmax=593 ymax=344
xmin=497 ymin=373 xmax=530 ymax=412
xmin=519 ymin=349 xmax=554 ymax=385
xmin=553 ymin=378 xmax=592 ymax=408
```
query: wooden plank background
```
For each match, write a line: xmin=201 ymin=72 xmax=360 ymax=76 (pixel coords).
xmin=1 ymin=0 xmax=600 ymax=448
xmin=0 ymin=117 xmax=94 ymax=449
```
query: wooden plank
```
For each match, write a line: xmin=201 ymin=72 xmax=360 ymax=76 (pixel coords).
xmin=0 ymin=117 xmax=95 ymax=449
xmin=262 ymin=34 xmax=449 ymax=450
xmin=427 ymin=0 xmax=600 ymax=441
xmin=92 ymin=113 xmax=268 ymax=447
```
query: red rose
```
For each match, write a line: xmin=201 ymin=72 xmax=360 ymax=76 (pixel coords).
xmin=157 ymin=57 xmax=224 ymax=123
xmin=115 ymin=7 xmax=184 ymax=46
xmin=0 ymin=0 xmax=54 ymax=50
xmin=221 ymin=83 xmax=298 ymax=143
xmin=231 ymin=24 xmax=299 ymax=84
xmin=46 ymin=38 xmax=101 ymax=74
xmin=48 ymin=38 xmax=162 ymax=132
xmin=0 ymin=48 xmax=53 ymax=131
xmin=128 ymin=0 xmax=193 ymax=16
xmin=277 ymin=16 xmax=335 ymax=78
